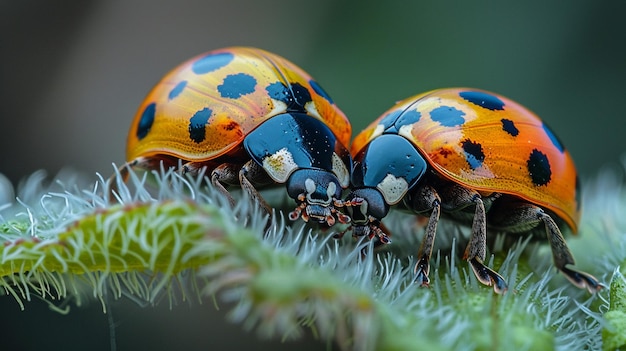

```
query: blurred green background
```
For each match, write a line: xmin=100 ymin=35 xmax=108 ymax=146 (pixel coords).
xmin=1 ymin=0 xmax=625 ymax=350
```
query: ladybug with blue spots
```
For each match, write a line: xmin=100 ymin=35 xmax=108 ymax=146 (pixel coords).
xmin=122 ymin=47 xmax=353 ymax=226
xmin=344 ymin=88 xmax=602 ymax=293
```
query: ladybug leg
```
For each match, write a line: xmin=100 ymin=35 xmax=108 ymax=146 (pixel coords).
xmin=494 ymin=204 xmax=602 ymax=293
xmin=539 ymin=210 xmax=603 ymax=293
xmin=108 ymin=157 xmax=158 ymax=202
xmin=203 ymin=163 xmax=239 ymax=208
xmin=409 ymin=184 xmax=442 ymax=287
xmin=465 ymin=194 xmax=508 ymax=294
xmin=439 ymin=184 xmax=508 ymax=293
xmin=332 ymin=197 xmax=362 ymax=225
xmin=239 ymin=160 xmax=272 ymax=217
xmin=375 ymin=221 xmax=393 ymax=246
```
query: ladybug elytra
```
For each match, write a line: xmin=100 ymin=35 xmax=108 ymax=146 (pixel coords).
xmin=120 ymin=47 xmax=354 ymax=226
xmin=343 ymin=88 xmax=602 ymax=294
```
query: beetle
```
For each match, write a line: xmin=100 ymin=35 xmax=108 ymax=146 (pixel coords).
xmin=117 ymin=47 xmax=354 ymax=226
xmin=342 ymin=88 xmax=602 ymax=293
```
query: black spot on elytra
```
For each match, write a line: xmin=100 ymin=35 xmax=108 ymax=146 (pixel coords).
xmin=191 ymin=52 xmax=234 ymax=74
xmin=188 ymin=108 xmax=212 ymax=143
xmin=527 ymin=149 xmax=552 ymax=186
xmin=266 ymin=82 xmax=312 ymax=112
xmin=136 ymin=103 xmax=156 ymax=140
xmin=542 ymin=123 xmax=565 ymax=153
xmin=461 ymin=139 xmax=485 ymax=169
xmin=501 ymin=118 xmax=519 ymax=136
xmin=218 ymin=73 xmax=257 ymax=99
xmin=459 ymin=91 xmax=505 ymax=111
xmin=431 ymin=105 xmax=465 ymax=127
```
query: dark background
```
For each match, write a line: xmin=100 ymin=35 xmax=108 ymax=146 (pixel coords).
xmin=1 ymin=1 xmax=625 ymax=350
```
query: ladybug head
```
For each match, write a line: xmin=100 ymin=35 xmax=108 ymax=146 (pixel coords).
xmin=342 ymin=188 xmax=391 ymax=244
xmin=286 ymin=169 xmax=351 ymax=226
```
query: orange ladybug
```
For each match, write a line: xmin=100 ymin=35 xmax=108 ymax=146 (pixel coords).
xmin=119 ymin=47 xmax=353 ymax=226
xmin=343 ymin=88 xmax=602 ymax=293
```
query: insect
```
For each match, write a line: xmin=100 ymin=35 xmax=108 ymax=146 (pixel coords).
xmin=343 ymin=87 xmax=602 ymax=293
xmin=119 ymin=47 xmax=354 ymax=226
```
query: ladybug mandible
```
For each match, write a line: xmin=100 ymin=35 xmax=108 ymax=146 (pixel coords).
xmin=120 ymin=47 xmax=353 ymax=226
xmin=343 ymin=88 xmax=602 ymax=294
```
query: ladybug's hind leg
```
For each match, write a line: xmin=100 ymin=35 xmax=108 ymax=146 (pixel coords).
xmin=492 ymin=203 xmax=603 ymax=293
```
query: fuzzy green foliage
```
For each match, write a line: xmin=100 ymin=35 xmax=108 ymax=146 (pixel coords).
xmin=603 ymin=270 xmax=626 ymax=351
xmin=1 ymin=163 xmax=625 ymax=351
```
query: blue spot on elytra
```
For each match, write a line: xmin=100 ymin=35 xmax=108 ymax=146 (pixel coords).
xmin=379 ymin=110 xmax=402 ymax=130
xmin=136 ymin=103 xmax=156 ymax=140
xmin=430 ymin=106 xmax=465 ymax=126
xmin=191 ymin=52 xmax=234 ymax=75
xmin=218 ymin=73 xmax=257 ymax=99
xmin=396 ymin=109 xmax=421 ymax=127
xmin=501 ymin=118 xmax=519 ymax=136
xmin=168 ymin=81 xmax=187 ymax=100
xmin=188 ymin=108 xmax=212 ymax=143
xmin=380 ymin=108 xmax=422 ymax=134
xmin=542 ymin=123 xmax=564 ymax=153
xmin=309 ymin=80 xmax=334 ymax=104
xmin=266 ymin=82 xmax=312 ymax=112
xmin=266 ymin=82 xmax=287 ymax=100
xmin=461 ymin=139 xmax=485 ymax=169
xmin=460 ymin=91 xmax=505 ymax=111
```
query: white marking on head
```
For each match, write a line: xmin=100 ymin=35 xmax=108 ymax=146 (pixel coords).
xmin=262 ymin=147 xmax=298 ymax=183
xmin=326 ymin=181 xmax=337 ymax=199
xmin=352 ymin=198 xmax=369 ymax=226
xmin=305 ymin=178 xmax=316 ymax=195
xmin=377 ymin=173 xmax=409 ymax=205
xmin=304 ymin=178 xmax=334 ymax=206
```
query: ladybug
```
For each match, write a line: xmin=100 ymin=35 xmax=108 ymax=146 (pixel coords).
xmin=343 ymin=88 xmax=602 ymax=293
xmin=120 ymin=47 xmax=353 ymax=226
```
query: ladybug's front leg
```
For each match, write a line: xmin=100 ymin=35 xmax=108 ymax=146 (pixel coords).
xmin=407 ymin=184 xmax=442 ymax=287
